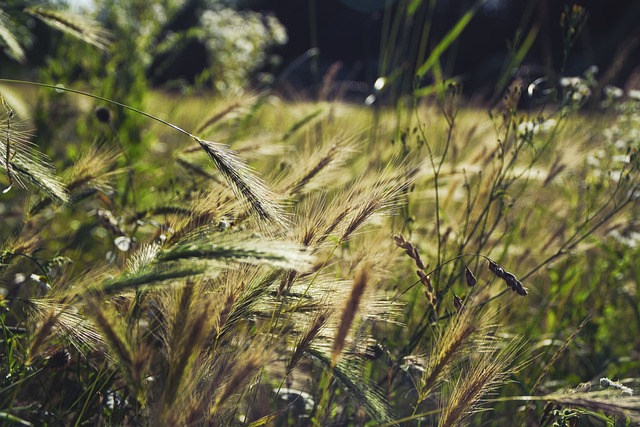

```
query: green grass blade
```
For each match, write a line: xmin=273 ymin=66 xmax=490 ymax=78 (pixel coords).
xmin=415 ymin=7 xmax=476 ymax=80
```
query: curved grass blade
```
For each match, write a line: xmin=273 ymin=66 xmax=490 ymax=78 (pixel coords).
xmin=157 ymin=238 xmax=313 ymax=271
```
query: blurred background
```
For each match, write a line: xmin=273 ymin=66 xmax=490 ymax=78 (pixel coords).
xmin=2 ymin=0 xmax=639 ymax=101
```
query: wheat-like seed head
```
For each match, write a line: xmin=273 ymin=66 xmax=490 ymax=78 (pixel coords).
xmin=24 ymin=7 xmax=112 ymax=51
xmin=437 ymin=338 xmax=524 ymax=427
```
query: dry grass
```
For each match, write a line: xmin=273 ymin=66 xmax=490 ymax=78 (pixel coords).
xmin=1 ymin=76 xmax=639 ymax=426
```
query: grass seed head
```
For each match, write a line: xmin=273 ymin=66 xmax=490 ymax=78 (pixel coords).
xmin=465 ymin=266 xmax=477 ymax=287
xmin=488 ymin=260 xmax=506 ymax=279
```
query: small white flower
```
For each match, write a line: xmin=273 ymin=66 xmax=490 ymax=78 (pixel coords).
xmin=114 ymin=236 xmax=132 ymax=252
xmin=628 ymin=89 xmax=640 ymax=101
xmin=517 ymin=121 xmax=537 ymax=137
xmin=604 ymin=85 xmax=623 ymax=99
xmin=539 ymin=119 xmax=557 ymax=132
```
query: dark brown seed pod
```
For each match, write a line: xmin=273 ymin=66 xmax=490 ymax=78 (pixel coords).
xmin=95 ymin=106 xmax=111 ymax=124
xmin=453 ymin=294 xmax=465 ymax=313
xmin=464 ymin=266 xmax=477 ymax=287
xmin=488 ymin=260 xmax=528 ymax=296
xmin=47 ymin=348 xmax=71 ymax=369
xmin=488 ymin=260 xmax=506 ymax=279
xmin=503 ymin=271 xmax=528 ymax=296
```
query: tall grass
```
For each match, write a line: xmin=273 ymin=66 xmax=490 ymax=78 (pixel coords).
xmin=1 ymin=2 xmax=640 ymax=426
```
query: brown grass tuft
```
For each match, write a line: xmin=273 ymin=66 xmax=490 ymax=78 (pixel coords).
xmin=331 ymin=266 xmax=369 ymax=366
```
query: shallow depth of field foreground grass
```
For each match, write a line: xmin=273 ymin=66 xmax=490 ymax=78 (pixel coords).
xmin=1 ymin=78 xmax=640 ymax=426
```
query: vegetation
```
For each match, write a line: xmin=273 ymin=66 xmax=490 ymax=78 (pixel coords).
xmin=1 ymin=1 xmax=639 ymax=426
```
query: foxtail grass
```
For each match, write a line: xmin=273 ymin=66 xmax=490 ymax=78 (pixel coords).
xmin=24 ymin=7 xmax=112 ymax=51
xmin=331 ymin=266 xmax=369 ymax=366
xmin=437 ymin=338 xmax=524 ymax=427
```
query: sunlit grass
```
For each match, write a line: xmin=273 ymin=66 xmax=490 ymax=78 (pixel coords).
xmin=1 ymin=79 xmax=639 ymax=426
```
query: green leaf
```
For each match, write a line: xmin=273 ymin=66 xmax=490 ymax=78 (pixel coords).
xmin=415 ymin=7 xmax=476 ymax=79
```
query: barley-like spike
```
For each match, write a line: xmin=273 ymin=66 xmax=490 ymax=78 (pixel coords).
xmin=24 ymin=7 xmax=112 ymax=51
xmin=332 ymin=267 xmax=369 ymax=365
xmin=394 ymin=234 xmax=427 ymax=270
xmin=210 ymin=356 xmax=261 ymax=417
xmin=196 ymin=138 xmax=286 ymax=230
xmin=464 ymin=266 xmax=477 ymax=287
xmin=287 ymin=312 xmax=328 ymax=373
xmin=26 ymin=310 xmax=59 ymax=366
xmin=0 ymin=10 xmax=26 ymax=63
xmin=287 ymin=143 xmax=340 ymax=195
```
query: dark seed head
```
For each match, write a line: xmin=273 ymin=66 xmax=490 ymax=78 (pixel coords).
xmin=47 ymin=348 xmax=71 ymax=369
xmin=503 ymin=271 xmax=528 ymax=296
xmin=95 ymin=106 xmax=111 ymax=124
xmin=465 ymin=267 xmax=477 ymax=287
xmin=453 ymin=294 xmax=465 ymax=313
xmin=488 ymin=260 xmax=506 ymax=279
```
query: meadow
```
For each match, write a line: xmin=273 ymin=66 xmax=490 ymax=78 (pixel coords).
xmin=1 ymin=2 xmax=640 ymax=426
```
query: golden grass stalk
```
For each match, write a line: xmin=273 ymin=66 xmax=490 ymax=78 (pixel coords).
xmin=194 ymin=102 xmax=241 ymax=134
xmin=62 ymin=144 xmax=120 ymax=193
xmin=25 ymin=309 xmax=60 ymax=366
xmin=331 ymin=267 xmax=369 ymax=366
xmin=340 ymin=182 xmax=408 ymax=243
xmin=196 ymin=138 xmax=286 ymax=230
xmin=24 ymin=7 xmax=112 ymax=51
xmin=282 ymin=137 xmax=355 ymax=196
xmin=418 ymin=302 xmax=492 ymax=402
xmin=29 ymin=144 xmax=120 ymax=215
xmin=437 ymin=339 xmax=524 ymax=427
xmin=23 ymin=299 xmax=104 ymax=353
xmin=213 ymin=283 xmax=242 ymax=340
xmin=163 ymin=299 xmax=212 ymax=408
xmin=0 ymin=107 xmax=68 ymax=203
xmin=88 ymin=299 xmax=151 ymax=405
xmin=282 ymin=108 xmax=324 ymax=140
xmin=287 ymin=311 xmax=328 ymax=373
xmin=287 ymin=143 xmax=340 ymax=195
xmin=88 ymin=301 xmax=133 ymax=369
xmin=209 ymin=355 xmax=262 ymax=417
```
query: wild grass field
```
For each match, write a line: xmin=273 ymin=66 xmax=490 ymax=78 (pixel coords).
xmin=1 ymin=1 xmax=640 ymax=426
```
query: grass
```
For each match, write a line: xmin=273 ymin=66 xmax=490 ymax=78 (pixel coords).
xmin=0 ymin=70 xmax=639 ymax=427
